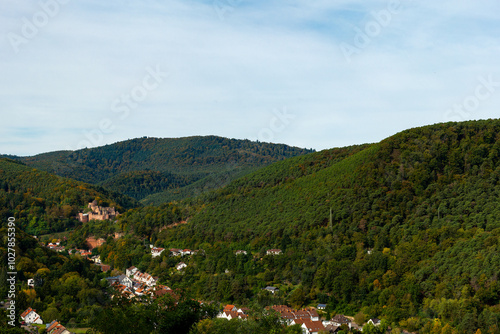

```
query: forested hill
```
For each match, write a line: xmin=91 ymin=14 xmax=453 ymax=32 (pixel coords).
xmin=0 ymin=158 xmax=138 ymax=235
xmin=0 ymin=227 xmax=108 ymax=329
xmin=5 ymin=136 xmax=314 ymax=204
xmin=145 ymin=119 xmax=500 ymax=333
xmin=183 ymin=119 xmax=500 ymax=238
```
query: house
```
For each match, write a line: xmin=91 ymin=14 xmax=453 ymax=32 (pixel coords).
xmin=331 ymin=314 xmax=352 ymax=329
xmin=301 ymin=319 xmax=326 ymax=334
xmin=317 ymin=304 xmax=327 ymax=310
xmin=266 ymin=249 xmax=282 ymax=255
xmin=181 ymin=249 xmax=192 ymax=256
xmin=91 ymin=255 xmax=101 ymax=264
xmin=271 ymin=305 xmax=293 ymax=313
xmin=280 ymin=311 xmax=296 ymax=325
xmin=46 ymin=243 xmax=66 ymax=253
xmin=235 ymin=250 xmax=247 ymax=255
xmin=263 ymin=286 xmax=279 ymax=294
xmin=351 ymin=323 xmax=364 ymax=332
xmin=134 ymin=286 xmax=146 ymax=296
xmin=324 ymin=324 xmax=340 ymax=333
xmin=45 ymin=320 xmax=71 ymax=334
xmin=105 ymin=275 xmax=121 ymax=285
xmin=292 ymin=318 xmax=326 ymax=333
xmin=133 ymin=271 xmax=157 ymax=286
xmin=151 ymin=247 xmax=165 ymax=257
xmin=111 ymin=283 xmax=136 ymax=299
xmin=20 ymin=307 xmax=43 ymax=325
xmin=224 ymin=305 xmax=237 ymax=312
xmin=118 ymin=274 xmax=133 ymax=288
xmin=294 ymin=309 xmax=311 ymax=319
xmin=126 ymin=266 xmax=139 ymax=277
xmin=107 ymin=274 xmax=136 ymax=288
xmin=237 ymin=307 xmax=250 ymax=314
xmin=170 ymin=248 xmax=182 ymax=256
xmin=217 ymin=305 xmax=248 ymax=320
xmin=46 ymin=320 xmax=68 ymax=334
xmin=126 ymin=267 xmax=158 ymax=286
xmin=46 ymin=321 xmax=59 ymax=333
xmin=151 ymin=285 xmax=173 ymax=299
xmin=52 ymin=327 xmax=71 ymax=334
xmin=176 ymin=262 xmax=187 ymax=271
xmin=368 ymin=318 xmax=381 ymax=326
xmin=307 ymin=309 xmax=320 ymax=321
xmin=80 ymin=250 xmax=92 ymax=257
xmin=218 ymin=310 xmax=239 ymax=320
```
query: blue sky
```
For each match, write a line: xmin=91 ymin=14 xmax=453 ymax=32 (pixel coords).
xmin=1 ymin=0 xmax=499 ymax=156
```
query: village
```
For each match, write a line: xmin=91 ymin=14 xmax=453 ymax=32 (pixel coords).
xmin=16 ymin=201 xmax=395 ymax=333
xmin=215 ymin=304 xmax=376 ymax=333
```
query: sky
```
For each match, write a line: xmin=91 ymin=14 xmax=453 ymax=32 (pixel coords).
xmin=1 ymin=0 xmax=499 ymax=156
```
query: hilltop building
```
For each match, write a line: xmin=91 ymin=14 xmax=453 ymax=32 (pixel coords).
xmin=78 ymin=200 xmax=119 ymax=222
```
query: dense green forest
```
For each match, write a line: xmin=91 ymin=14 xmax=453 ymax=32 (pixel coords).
xmin=86 ymin=120 xmax=500 ymax=333
xmin=5 ymin=136 xmax=314 ymax=204
xmin=0 ymin=158 xmax=138 ymax=235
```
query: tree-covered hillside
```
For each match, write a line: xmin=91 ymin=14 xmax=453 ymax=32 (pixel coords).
xmin=110 ymin=120 xmax=500 ymax=333
xmin=0 ymin=158 xmax=138 ymax=235
xmin=0 ymin=226 xmax=109 ymax=328
xmin=7 ymin=136 xmax=314 ymax=204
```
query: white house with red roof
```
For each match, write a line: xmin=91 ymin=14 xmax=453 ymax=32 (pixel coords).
xmin=20 ymin=307 xmax=43 ymax=324
xmin=170 ymin=248 xmax=182 ymax=256
xmin=181 ymin=249 xmax=192 ymax=256
xmin=151 ymin=247 xmax=165 ymax=258
xmin=266 ymin=249 xmax=282 ymax=255
xmin=46 ymin=320 xmax=71 ymax=334
xmin=126 ymin=266 xmax=139 ymax=277
xmin=217 ymin=305 xmax=249 ymax=320
xmin=293 ymin=319 xmax=325 ymax=334
xmin=133 ymin=271 xmax=157 ymax=286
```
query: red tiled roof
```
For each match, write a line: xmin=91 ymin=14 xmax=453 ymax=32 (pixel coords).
xmin=224 ymin=304 xmax=236 ymax=312
xmin=303 ymin=319 xmax=325 ymax=331
xmin=293 ymin=319 xmax=308 ymax=325
xmin=46 ymin=321 xmax=60 ymax=332
xmin=52 ymin=325 xmax=67 ymax=334
xmin=20 ymin=307 xmax=33 ymax=318
xmin=332 ymin=314 xmax=351 ymax=324
xmin=280 ymin=311 xmax=295 ymax=319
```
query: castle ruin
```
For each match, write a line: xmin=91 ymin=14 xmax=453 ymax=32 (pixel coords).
xmin=78 ymin=200 xmax=119 ymax=222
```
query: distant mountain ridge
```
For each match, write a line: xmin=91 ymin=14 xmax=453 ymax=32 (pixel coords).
xmin=3 ymin=136 xmax=314 ymax=204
